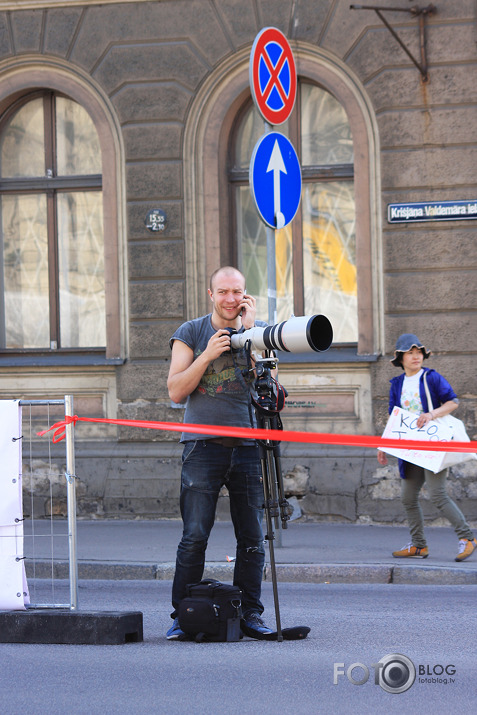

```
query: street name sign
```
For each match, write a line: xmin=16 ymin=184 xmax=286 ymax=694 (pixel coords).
xmin=388 ymin=199 xmax=477 ymax=223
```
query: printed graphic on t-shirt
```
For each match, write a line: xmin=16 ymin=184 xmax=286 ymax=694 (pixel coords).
xmin=196 ymin=351 xmax=250 ymax=397
xmin=401 ymin=370 xmax=423 ymax=414
xmin=401 ymin=392 xmax=421 ymax=414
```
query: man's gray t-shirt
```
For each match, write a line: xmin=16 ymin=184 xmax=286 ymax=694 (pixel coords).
xmin=170 ymin=314 xmax=266 ymax=442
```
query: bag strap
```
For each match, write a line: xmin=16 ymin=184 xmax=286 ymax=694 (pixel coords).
xmin=422 ymin=371 xmax=434 ymax=412
xmin=230 ymin=341 xmax=256 ymax=430
xmin=188 ymin=581 xmax=217 ymax=598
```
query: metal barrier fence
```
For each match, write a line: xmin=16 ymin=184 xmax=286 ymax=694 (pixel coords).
xmin=20 ymin=395 xmax=78 ymax=611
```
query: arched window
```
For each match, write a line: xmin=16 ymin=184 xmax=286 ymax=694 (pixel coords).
xmin=184 ymin=45 xmax=380 ymax=366
xmin=0 ymin=91 xmax=105 ymax=351
xmin=184 ymin=47 xmax=379 ymax=433
xmin=231 ymin=81 xmax=356 ymax=343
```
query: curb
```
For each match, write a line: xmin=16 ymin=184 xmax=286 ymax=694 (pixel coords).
xmin=26 ymin=560 xmax=477 ymax=585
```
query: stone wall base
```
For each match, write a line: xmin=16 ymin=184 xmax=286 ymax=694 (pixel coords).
xmin=22 ymin=441 xmax=477 ymax=525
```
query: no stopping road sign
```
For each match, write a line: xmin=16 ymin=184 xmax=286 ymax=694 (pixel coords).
xmin=250 ymin=27 xmax=297 ymax=125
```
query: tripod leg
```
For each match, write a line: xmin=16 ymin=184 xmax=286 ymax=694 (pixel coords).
xmin=255 ymin=410 xmax=311 ymax=643
xmin=257 ymin=419 xmax=283 ymax=642
xmin=273 ymin=442 xmax=293 ymax=529
xmin=266 ymin=447 xmax=281 ymax=530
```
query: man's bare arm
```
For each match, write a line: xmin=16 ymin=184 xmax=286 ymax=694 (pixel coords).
xmin=167 ymin=331 xmax=231 ymax=404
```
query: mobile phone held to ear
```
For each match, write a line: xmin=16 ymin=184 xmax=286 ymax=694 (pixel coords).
xmin=240 ymin=290 xmax=247 ymax=316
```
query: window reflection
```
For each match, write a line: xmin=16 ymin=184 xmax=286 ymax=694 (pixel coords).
xmin=1 ymin=194 xmax=49 ymax=348
xmin=56 ymin=98 xmax=102 ymax=175
xmin=234 ymin=82 xmax=356 ymax=343
xmin=301 ymin=84 xmax=354 ymax=165
xmin=302 ymin=182 xmax=356 ymax=342
xmin=237 ymin=186 xmax=293 ymax=322
xmin=0 ymin=93 xmax=105 ymax=350
xmin=0 ymin=99 xmax=45 ymax=178
xmin=236 ymin=105 xmax=289 ymax=169
xmin=58 ymin=192 xmax=105 ymax=347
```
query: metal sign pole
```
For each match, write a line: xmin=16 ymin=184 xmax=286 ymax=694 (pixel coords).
xmin=264 ymin=122 xmax=282 ymax=545
xmin=251 ymin=31 xmax=300 ymax=552
xmin=266 ymin=213 xmax=281 ymax=546
xmin=266 ymin=227 xmax=277 ymax=325
xmin=244 ymin=29 xmax=310 ymax=641
xmin=64 ymin=394 xmax=78 ymax=611
xmin=264 ymin=121 xmax=277 ymax=325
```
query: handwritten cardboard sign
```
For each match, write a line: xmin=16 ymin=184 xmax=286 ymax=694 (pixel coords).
xmin=381 ymin=407 xmax=454 ymax=473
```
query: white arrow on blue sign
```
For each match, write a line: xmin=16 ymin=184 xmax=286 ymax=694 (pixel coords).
xmin=249 ymin=132 xmax=301 ymax=229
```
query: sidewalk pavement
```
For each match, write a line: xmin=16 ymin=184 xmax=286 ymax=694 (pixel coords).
xmin=23 ymin=519 xmax=477 ymax=585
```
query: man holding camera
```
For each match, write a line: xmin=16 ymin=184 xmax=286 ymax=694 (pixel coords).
xmin=166 ymin=266 xmax=273 ymax=640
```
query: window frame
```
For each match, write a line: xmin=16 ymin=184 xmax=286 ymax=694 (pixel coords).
xmin=0 ymin=63 xmax=126 ymax=364
xmin=0 ymin=90 xmax=104 ymax=352
xmin=184 ymin=46 xmax=382 ymax=359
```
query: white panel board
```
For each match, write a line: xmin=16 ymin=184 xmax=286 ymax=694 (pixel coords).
xmin=0 ymin=401 xmax=27 ymax=609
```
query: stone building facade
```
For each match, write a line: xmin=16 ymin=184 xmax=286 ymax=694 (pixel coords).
xmin=0 ymin=0 xmax=475 ymax=523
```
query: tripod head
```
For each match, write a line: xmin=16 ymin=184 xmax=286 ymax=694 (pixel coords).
xmin=253 ymin=355 xmax=287 ymax=415
xmin=250 ymin=353 xmax=293 ymax=531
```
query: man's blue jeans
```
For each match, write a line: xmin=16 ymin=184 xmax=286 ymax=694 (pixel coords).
xmin=172 ymin=440 xmax=265 ymax=617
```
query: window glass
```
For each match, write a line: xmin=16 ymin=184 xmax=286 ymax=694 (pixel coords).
xmin=235 ymin=105 xmax=289 ymax=170
xmin=56 ymin=98 xmax=102 ymax=175
xmin=237 ymin=186 xmax=293 ymax=322
xmin=0 ymin=98 xmax=45 ymax=177
xmin=302 ymin=181 xmax=356 ymax=341
xmin=1 ymin=194 xmax=49 ymax=348
xmin=234 ymin=82 xmax=357 ymax=343
xmin=301 ymin=84 xmax=354 ymax=165
xmin=0 ymin=92 xmax=105 ymax=351
xmin=58 ymin=191 xmax=105 ymax=347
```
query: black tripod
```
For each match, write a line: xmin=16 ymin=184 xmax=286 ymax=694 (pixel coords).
xmin=253 ymin=355 xmax=309 ymax=642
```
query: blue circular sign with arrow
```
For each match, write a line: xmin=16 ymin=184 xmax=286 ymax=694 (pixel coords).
xmin=249 ymin=132 xmax=302 ymax=229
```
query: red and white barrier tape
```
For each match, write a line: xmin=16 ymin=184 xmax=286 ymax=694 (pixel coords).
xmin=37 ymin=414 xmax=477 ymax=453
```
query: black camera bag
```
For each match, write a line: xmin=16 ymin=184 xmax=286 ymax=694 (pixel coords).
xmin=178 ymin=579 xmax=242 ymax=642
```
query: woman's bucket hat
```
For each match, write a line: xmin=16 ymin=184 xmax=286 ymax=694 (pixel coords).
xmin=391 ymin=333 xmax=431 ymax=367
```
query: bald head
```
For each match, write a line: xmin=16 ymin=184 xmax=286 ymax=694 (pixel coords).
xmin=209 ymin=266 xmax=245 ymax=292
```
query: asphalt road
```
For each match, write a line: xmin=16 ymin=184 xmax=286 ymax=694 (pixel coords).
xmin=1 ymin=579 xmax=476 ymax=714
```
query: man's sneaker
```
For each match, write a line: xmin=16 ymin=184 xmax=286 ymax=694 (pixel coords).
xmin=392 ymin=543 xmax=429 ymax=559
xmin=166 ymin=617 xmax=185 ymax=640
xmin=455 ymin=538 xmax=477 ymax=562
xmin=241 ymin=612 xmax=274 ymax=640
